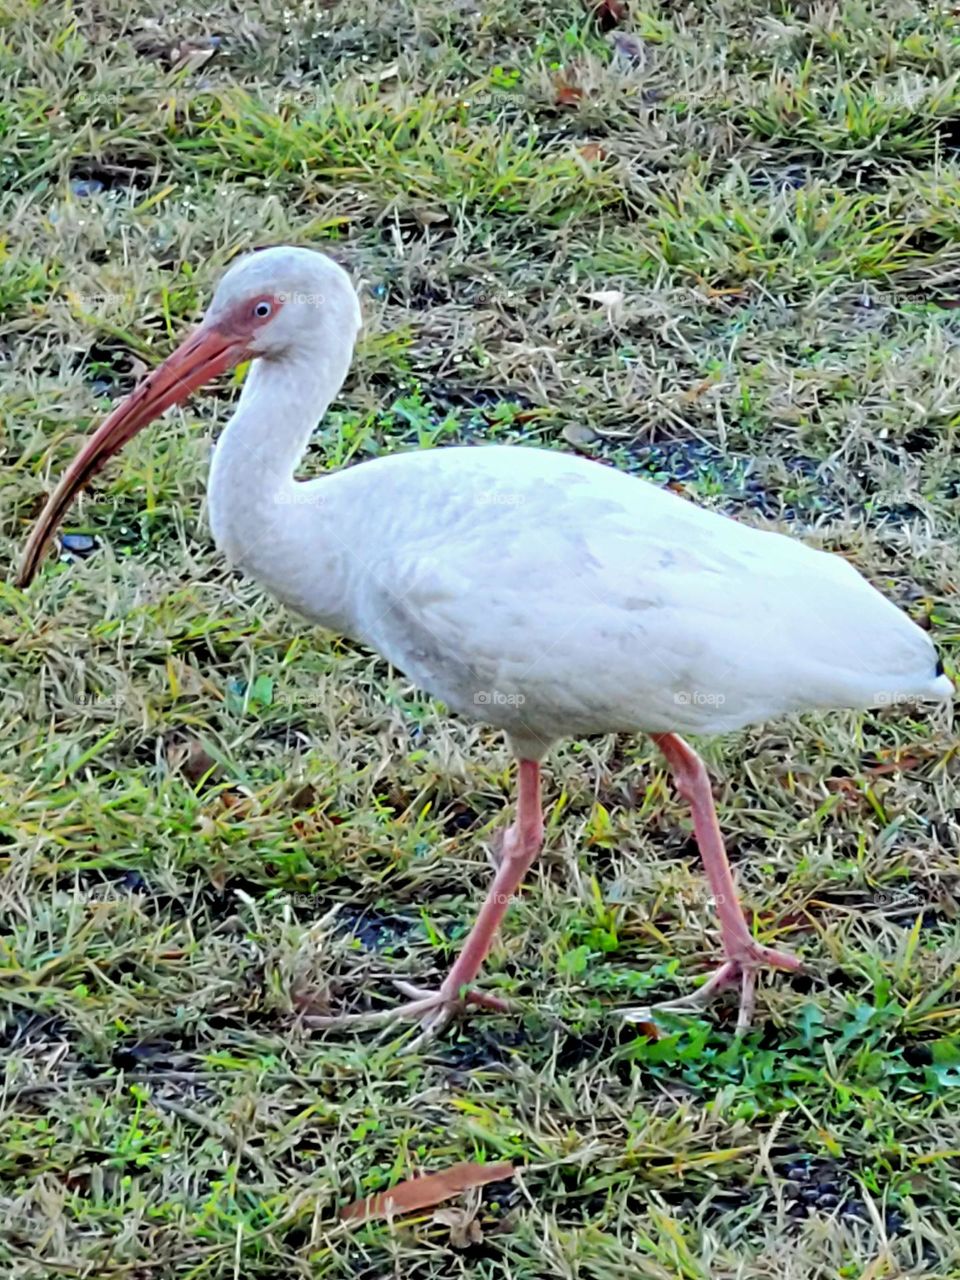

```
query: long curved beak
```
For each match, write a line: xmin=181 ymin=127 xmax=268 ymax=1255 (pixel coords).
xmin=16 ymin=324 xmax=246 ymax=588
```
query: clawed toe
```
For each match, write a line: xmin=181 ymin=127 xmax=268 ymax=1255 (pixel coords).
xmin=622 ymin=943 xmax=803 ymax=1033
xmin=303 ymin=988 xmax=441 ymax=1030
xmin=304 ymin=979 xmax=511 ymax=1046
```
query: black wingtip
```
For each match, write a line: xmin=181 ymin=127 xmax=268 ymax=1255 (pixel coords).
xmin=936 ymin=656 xmax=945 ymax=677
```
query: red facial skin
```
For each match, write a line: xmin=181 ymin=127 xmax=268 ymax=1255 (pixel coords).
xmin=16 ymin=292 xmax=283 ymax=588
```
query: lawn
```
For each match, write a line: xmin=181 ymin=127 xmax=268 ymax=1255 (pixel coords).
xmin=2 ymin=0 xmax=960 ymax=1276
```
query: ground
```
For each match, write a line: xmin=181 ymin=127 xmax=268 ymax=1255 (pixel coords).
xmin=1 ymin=0 xmax=960 ymax=1276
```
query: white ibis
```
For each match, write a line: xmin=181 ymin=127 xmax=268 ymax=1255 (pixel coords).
xmin=18 ymin=246 xmax=952 ymax=1038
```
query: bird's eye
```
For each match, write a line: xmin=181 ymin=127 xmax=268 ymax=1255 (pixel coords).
xmin=253 ymin=300 xmax=272 ymax=319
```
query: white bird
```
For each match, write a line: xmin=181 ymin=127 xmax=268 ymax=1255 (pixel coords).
xmin=18 ymin=246 xmax=952 ymax=1038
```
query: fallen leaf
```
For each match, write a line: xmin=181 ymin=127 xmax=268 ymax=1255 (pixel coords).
xmin=289 ymin=782 xmax=318 ymax=810
xmin=586 ymin=0 xmax=627 ymax=30
xmin=562 ymin=423 xmax=598 ymax=447
xmin=208 ymin=862 xmax=229 ymax=891
xmin=680 ymin=376 xmax=719 ymax=403
xmin=866 ymin=756 xmax=920 ymax=777
xmin=217 ymin=789 xmax=253 ymax=818
xmin=554 ymin=79 xmax=584 ymax=108
xmin=824 ymin=777 xmax=861 ymax=800
xmin=586 ymin=288 xmax=625 ymax=309
xmin=578 ymin=142 xmax=607 ymax=163
xmin=413 ymin=207 xmax=450 ymax=226
xmin=341 ymin=1161 xmax=515 ymax=1222
xmin=132 ymin=24 xmax=221 ymax=71
xmin=164 ymin=733 xmax=219 ymax=785
xmin=620 ymin=1009 xmax=662 ymax=1036
xmin=705 ymin=285 xmax=750 ymax=304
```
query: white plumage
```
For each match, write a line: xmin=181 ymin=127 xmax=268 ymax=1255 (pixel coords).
xmin=240 ymin=443 xmax=947 ymax=753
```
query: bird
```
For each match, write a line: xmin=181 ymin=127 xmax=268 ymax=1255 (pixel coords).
xmin=17 ymin=245 xmax=953 ymax=1040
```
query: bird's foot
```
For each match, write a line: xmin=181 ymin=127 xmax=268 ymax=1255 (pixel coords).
xmin=305 ymin=979 xmax=510 ymax=1048
xmin=623 ymin=940 xmax=802 ymax=1035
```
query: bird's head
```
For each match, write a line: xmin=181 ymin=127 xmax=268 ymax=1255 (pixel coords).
xmin=205 ymin=246 xmax=362 ymax=363
xmin=15 ymin=246 xmax=361 ymax=588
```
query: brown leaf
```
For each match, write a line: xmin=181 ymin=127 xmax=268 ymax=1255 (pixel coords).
xmin=554 ymin=79 xmax=584 ymax=108
xmin=578 ymin=142 xmax=607 ymax=163
xmin=586 ymin=0 xmax=627 ymax=30
xmin=208 ymin=861 xmax=229 ymax=891
xmin=289 ymin=783 xmax=318 ymax=810
xmin=341 ymin=1161 xmax=515 ymax=1222
xmin=164 ymin=733 xmax=219 ymax=785
xmin=620 ymin=1010 xmax=662 ymax=1037
xmin=866 ymin=755 xmax=921 ymax=777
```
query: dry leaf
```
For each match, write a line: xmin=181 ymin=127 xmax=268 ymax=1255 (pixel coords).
xmin=341 ymin=1161 xmax=515 ymax=1222
xmin=554 ymin=78 xmax=584 ymax=108
xmin=578 ymin=142 xmax=606 ymax=162
xmin=217 ymin=789 xmax=253 ymax=818
xmin=620 ymin=1009 xmax=662 ymax=1037
xmin=586 ymin=0 xmax=627 ymax=30
xmin=562 ymin=423 xmax=598 ymax=447
xmin=208 ymin=861 xmax=229 ymax=891
xmin=164 ymin=733 xmax=219 ymax=784
xmin=587 ymin=289 xmax=625 ymax=309
xmin=866 ymin=755 xmax=921 ymax=776
xmin=169 ymin=39 xmax=219 ymax=74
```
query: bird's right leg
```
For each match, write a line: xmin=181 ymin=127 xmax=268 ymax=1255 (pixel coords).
xmin=645 ymin=733 xmax=802 ymax=1032
xmin=307 ymin=760 xmax=544 ymax=1041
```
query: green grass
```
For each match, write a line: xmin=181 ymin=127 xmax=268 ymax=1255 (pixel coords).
xmin=2 ymin=0 xmax=960 ymax=1276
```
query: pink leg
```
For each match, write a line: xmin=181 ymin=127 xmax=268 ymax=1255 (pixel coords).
xmin=427 ymin=759 xmax=543 ymax=999
xmin=650 ymin=733 xmax=801 ymax=1031
xmin=309 ymin=760 xmax=544 ymax=1042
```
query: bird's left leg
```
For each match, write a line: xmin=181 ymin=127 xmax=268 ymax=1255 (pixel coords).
xmin=647 ymin=733 xmax=802 ymax=1032
xmin=308 ymin=760 xmax=544 ymax=1043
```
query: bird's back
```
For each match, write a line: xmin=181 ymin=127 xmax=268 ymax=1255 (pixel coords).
xmin=314 ymin=445 xmax=949 ymax=753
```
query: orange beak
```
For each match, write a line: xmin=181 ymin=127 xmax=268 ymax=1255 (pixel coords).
xmin=16 ymin=323 xmax=247 ymax=588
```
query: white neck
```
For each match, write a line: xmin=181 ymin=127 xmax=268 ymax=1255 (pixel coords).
xmin=206 ymin=339 xmax=354 ymax=624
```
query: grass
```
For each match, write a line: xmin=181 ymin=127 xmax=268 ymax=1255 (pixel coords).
xmin=1 ymin=0 xmax=960 ymax=1275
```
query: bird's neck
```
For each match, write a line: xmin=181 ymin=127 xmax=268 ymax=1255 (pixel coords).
xmin=206 ymin=343 xmax=351 ymax=616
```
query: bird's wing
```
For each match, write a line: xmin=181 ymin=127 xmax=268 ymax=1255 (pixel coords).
xmin=346 ymin=447 xmax=944 ymax=735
